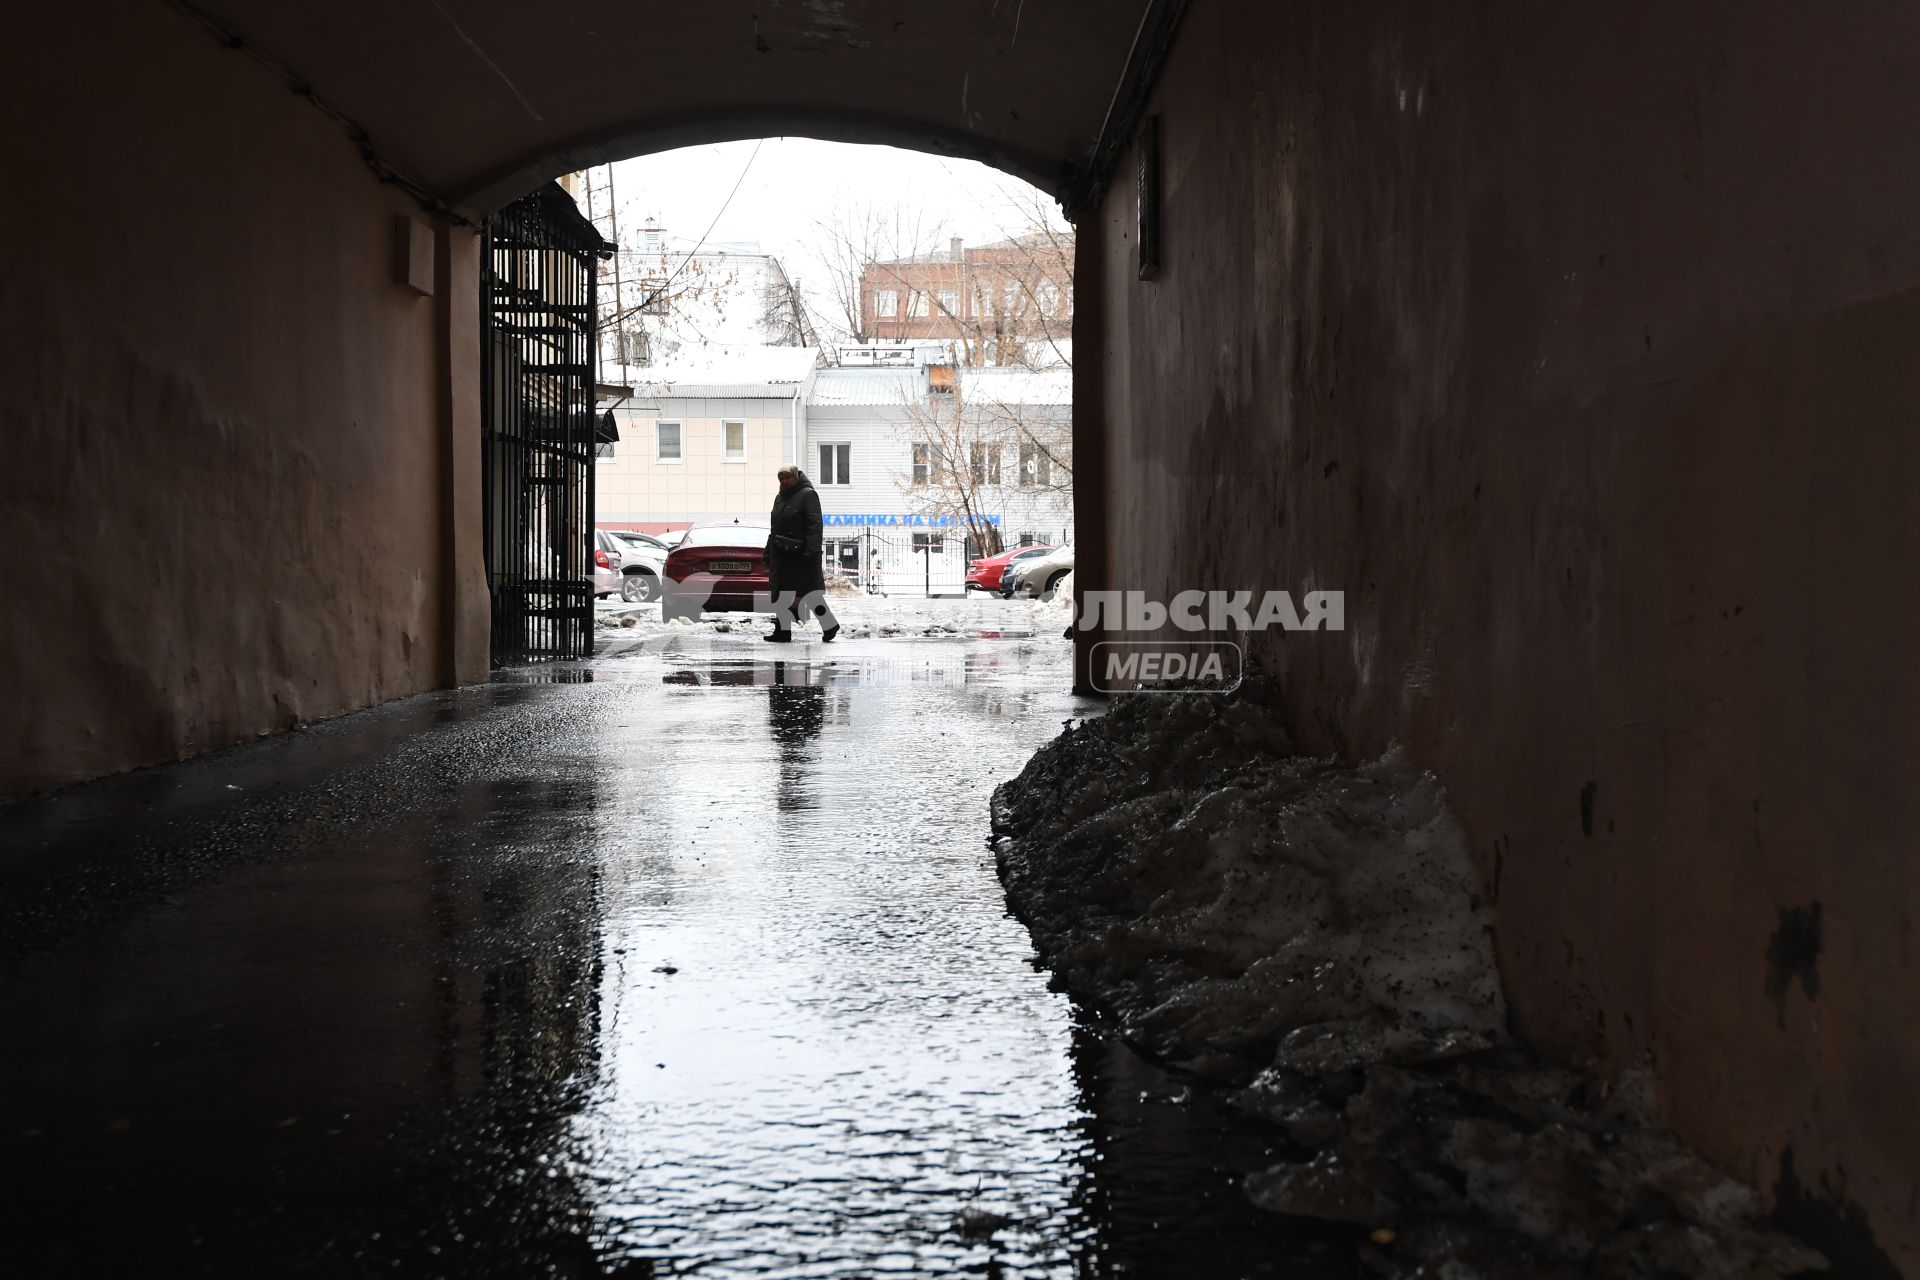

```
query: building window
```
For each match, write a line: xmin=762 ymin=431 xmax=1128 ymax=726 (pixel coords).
xmin=874 ymin=289 xmax=899 ymax=318
xmin=912 ymin=532 xmax=945 ymax=552
xmin=656 ymin=421 xmax=682 ymax=461
xmin=619 ymin=329 xmax=650 ymax=366
xmin=912 ymin=442 xmax=942 ymax=486
xmin=818 ymin=442 xmax=852 ymax=485
xmin=1036 ymin=279 xmax=1061 ymax=315
xmin=596 ymin=440 xmax=616 ymax=460
xmin=938 ymin=290 xmax=960 ymax=317
xmin=1019 ymin=443 xmax=1051 ymax=487
xmin=907 ymin=291 xmax=930 ymax=318
xmin=1004 ymin=280 xmax=1021 ymax=311
xmin=970 ymin=442 xmax=1001 ymax=486
xmin=722 ymin=420 xmax=745 ymax=462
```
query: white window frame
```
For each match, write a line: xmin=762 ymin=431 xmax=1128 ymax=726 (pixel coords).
xmin=818 ymin=441 xmax=852 ymax=486
xmin=874 ymin=289 xmax=899 ymax=319
xmin=618 ymin=329 xmax=649 ymax=366
xmin=938 ymin=289 xmax=960 ymax=317
xmin=907 ymin=291 xmax=930 ymax=318
xmin=969 ymin=442 xmax=1002 ymax=486
xmin=721 ymin=419 xmax=746 ymax=463
xmin=1019 ymin=443 xmax=1040 ymax=487
xmin=655 ymin=421 xmax=683 ymax=463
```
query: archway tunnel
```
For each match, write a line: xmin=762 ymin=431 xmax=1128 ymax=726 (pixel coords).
xmin=2 ymin=0 xmax=1915 ymax=1273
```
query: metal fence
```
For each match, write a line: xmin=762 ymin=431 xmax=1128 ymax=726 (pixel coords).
xmin=822 ymin=528 xmax=1070 ymax=596
xmin=481 ymin=185 xmax=606 ymax=663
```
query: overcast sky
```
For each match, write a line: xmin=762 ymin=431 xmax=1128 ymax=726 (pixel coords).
xmin=600 ymin=136 xmax=1054 ymax=259
xmin=588 ymin=137 xmax=1065 ymax=346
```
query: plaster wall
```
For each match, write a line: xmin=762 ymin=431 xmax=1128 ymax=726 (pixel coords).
xmin=599 ymin=400 xmax=798 ymax=526
xmin=0 ymin=4 xmax=484 ymax=799
xmin=1091 ymin=1 xmax=1920 ymax=1270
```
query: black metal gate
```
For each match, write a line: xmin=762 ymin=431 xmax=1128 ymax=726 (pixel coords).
xmin=481 ymin=184 xmax=608 ymax=663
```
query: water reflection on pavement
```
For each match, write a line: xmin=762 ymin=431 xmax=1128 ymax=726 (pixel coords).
xmin=0 ymin=633 xmax=1357 ymax=1278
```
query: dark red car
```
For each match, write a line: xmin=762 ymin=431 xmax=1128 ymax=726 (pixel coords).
xmin=966 ymin=544 xmax=1056 ymax=593
xmin=661 ymin=523 xmax=773 ymax=621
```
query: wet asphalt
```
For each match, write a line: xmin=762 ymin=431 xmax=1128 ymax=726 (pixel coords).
xmin=0 ymin=629 xmax=1360 ymax=1278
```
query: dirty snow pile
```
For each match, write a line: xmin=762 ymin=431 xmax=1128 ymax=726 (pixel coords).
xmin=1034 ymin=570 xmax=1075 ymax=631
xmin=990 ymin=678 xmax=1825 ymax=1279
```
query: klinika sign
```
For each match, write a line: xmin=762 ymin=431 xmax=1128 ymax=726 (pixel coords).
xmin=822 ymin=514 xmax=1001 ymax=527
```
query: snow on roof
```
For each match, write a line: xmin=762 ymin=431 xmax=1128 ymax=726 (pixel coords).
xmin=809 ymin=364 xmax=1073 ymax=409
xmin=960 ymin=366 xmax=1073 ymax=407
xmin=631 ymin=345 xmax=819 ymax=398
xmin=810 ymin=367 xmax=925 ymax=406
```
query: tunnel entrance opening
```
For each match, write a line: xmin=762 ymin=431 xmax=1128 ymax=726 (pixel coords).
xmin=481 ymin=183 xmax=615 ymax=663
xmin=565 ymin=139 xmax=1075 ymax=628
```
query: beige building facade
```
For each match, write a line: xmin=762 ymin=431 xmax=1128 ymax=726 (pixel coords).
xmin=596 ymin=348 xmax=818 ymax=534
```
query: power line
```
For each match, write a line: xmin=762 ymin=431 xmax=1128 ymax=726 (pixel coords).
xmin=602 ymin=138 xmax=765 ymax=334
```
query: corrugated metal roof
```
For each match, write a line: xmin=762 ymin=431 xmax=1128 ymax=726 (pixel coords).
xmin=630 ymin=345 xmax=819 ymax=398
xmin=810 ymin=367 xmax=924 ymax=406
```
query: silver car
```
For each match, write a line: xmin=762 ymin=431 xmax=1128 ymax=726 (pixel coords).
xmin=1002 ymin=545 xmax=1074 ymax=599
xmin=591 ymin=529 xmax=627 ymax=598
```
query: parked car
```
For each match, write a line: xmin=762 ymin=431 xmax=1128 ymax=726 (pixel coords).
xmin=614 ymin=530 xmax=672 ymax=553
xmin=1001 ymin=545 xmax=1074 ymax=599
xmin=966 ymin=544 xmax=1056 ymax=593
xmin=608 ymin=530 xmax=668 ymax=602
xmin=660 ymin=523 xmax=773 ymax=622
xmin=590 ymin=530 xmax=626 ymax=598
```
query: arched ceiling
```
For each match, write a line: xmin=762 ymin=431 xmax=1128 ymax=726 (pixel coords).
xmin=189 ymin=0 xmax=1155 ymax=211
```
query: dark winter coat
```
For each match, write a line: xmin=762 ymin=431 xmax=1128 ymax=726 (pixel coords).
xmin=767 ymin=473 xmax=826 ymax=598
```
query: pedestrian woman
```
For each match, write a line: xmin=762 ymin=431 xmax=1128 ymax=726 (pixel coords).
xmin=766 ymin=466 xmax=840 ymax=642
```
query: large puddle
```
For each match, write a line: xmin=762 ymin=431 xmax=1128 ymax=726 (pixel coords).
xmin=0 ymin=634 xmax=1358 ymax=1277
xmin=567 ymin=641 xmax=1357 ymax=1276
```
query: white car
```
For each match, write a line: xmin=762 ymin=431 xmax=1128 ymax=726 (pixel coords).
xmin=608 ymin=530 xmax=670 ymax=602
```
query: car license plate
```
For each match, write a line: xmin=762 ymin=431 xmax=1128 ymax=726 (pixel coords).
xmin=709 ymin=559 xmax=751 ymax=573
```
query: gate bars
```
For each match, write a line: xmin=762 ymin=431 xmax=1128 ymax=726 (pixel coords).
xmin=480 ymin=184 xmax=610 ymax=664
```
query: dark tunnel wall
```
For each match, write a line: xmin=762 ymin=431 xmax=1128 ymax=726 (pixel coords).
xmin=1089 ymin=0 xmax=1919 ymax=1270
xmin=0 ymin=3 xmax=490 ymax=799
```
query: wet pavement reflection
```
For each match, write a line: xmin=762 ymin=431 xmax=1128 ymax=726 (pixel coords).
xmin=0 ymin=633 xmax=1359 ymax=1278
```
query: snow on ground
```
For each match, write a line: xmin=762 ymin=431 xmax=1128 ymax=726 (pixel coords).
xmin=595 ymin=591 xmax=1068 ymax=640
xmin=1034 ymin=569 xmax=1074 ymax=631
xmin=990 ymin=676 xmax=1826 ymax=1279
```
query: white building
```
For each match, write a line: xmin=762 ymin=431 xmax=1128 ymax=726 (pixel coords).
xmin=806 ymin=349 xmax=1073 ymax=594
xmin=597 ymin=224 xmax=816 ymax=383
